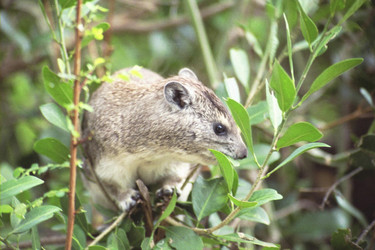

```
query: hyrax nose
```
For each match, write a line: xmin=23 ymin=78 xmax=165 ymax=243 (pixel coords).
xmin=235 ymin=144 xmax=248 ymax=160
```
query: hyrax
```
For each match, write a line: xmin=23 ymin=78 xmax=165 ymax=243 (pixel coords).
xmin=82 ymin=67 xmax=248 ymax=211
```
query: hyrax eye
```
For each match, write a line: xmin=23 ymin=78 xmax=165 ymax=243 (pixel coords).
xmin=213 ymin=123 xmax=227 ymax=136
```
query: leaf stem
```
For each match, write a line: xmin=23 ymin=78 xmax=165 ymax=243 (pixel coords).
xmin=186 ymin=0 xmax=220 ymax=88
xmin=65 ymin=0 xmax=82 ymax=249
xmin=245 ymin=18 xmax=278 ymax=107
xmin=54 ymin=0 xmax=71 ymax=75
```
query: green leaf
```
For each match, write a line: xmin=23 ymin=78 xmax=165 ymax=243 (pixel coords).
xmin=297 ymin=1 xmax=318 ymax=49
xmin=269 ymin=61 xmax=296 ymax=112
xmin=330 ymin=0 xmax=346 ymax=17
xmin=313 ymin=26 xmax=342 ymax=57
xmin=284 ymin=14 xmax=294 ymax=82
xmin=244 ymin=29 xmax=263 ymax=57
xmin=156 ymin=191 xmax=177 ymax=226
xmin=228 ymin=194 xmax=257 ymax=208
xmin=165 ymin=226 xmax=203 ymax=250
xmin=216 ymin=233 xmax=278 ymax=248
xmin=225 ymin=98 xmax=253 ymax=154
xmin=277 ymin=122 xmax=323 ymax=149
xmin=210 ymin=150 xmax=238 ymax=194
xmin=247 ymin=101 xmax=268 ymax=125
xmin=0 ymin=176 xmax=44 ymax=202
xmin=331 ymin=228 xmax=361 ymax=250
xmin=230 ymin=48 xmax=250 ymax=90
xmin=0 ymin=204 xmax=13 ymax=214
xmin=238 ymin=207 xmax=270 ymax=225
xmin=249 ymin=188 xmax=283 ymax=206
xmin=264 ymin=142 xmax=330 ymax=178
xmin=72 ymin=225 xmax=86 ymax=250
xmin=11 ymin=205 xmax=61 ymax=234
xmin=338 ymin=0 xmax=367 ymax=26
xmin=82 ymin=22 xmax=111 ymax=47
xmin=192 ymin=176 xmax=228 ymax=221
xmin=266 ymin=82 xmax=282 ymax=130
xmin=31 ymin=226 xmax=41 ymax=250
xmin=34 ymin=138 xmax=69 ymax=163
xmin=360 ymin=88 xmax=373 ymax=107
xmin=224 ymin=77 xmax=241 ymax=103
xmin=335 ymin=193 xmax=367 ymax=227
xmin=301 ymin=58 xmax=363 ymax=103
xmin=40 ymin=103 xmax=68 ymax=132
xmin=239 ymin=144 xmax=280 ymax=169
xmin=141 ymin=237 xmax=153 ymax=250
xmin=42 ymin=66 xmax=73 ymax=108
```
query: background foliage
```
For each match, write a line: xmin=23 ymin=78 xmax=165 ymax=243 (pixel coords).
xmin=0 ymin=0 xmax=374 ymax=249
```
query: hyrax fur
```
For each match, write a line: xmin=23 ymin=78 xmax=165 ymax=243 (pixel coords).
xmin=82 ymin=67 xmax=248 ymax=211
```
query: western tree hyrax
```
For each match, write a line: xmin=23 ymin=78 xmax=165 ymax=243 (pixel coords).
xmin=82 ymin=67 xmax=248 ymax=211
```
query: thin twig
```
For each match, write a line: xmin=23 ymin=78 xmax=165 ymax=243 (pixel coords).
xmin=111 ymin=1 xmax=234 ymax=33
xmin=65 ymin=0 xmax=82 ymax=249
xmin=356 ymin=219 xmax=375 ymax=244
xmin=320 ymin=107 xmax=373 ymax=131
xmin=320 ymin=167 xmax=363 ymax=210
xmin=185 ymin=0 xmax=220 ymax=88
xmin=86 ymin=211 xmax=128 ymax=248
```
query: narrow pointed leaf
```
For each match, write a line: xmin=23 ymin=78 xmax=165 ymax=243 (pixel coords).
xmin=314 ymin=26 xmax=342 ymax=57
xmin=277 ymin=122 xmax=323 ymax=149
xmin=217 ymin=233 xmax=278 ymax=248
xmin=230 ymin=48 xmax=250 ymax=90
xmin=301 ymin=58 xmax=363 ymax=103
xmin=284 ymin=14 xmax=294 ymax=82
xmin=225 ymin=98 xmax=253 ymax=154
xmin=11 ymin=205 xmax=61 ymax=234
xmin=210 ymin=149 xmax=237 ymax=194
xmin=269 ymin=61 xmax=296 ymax=112
xmin=224 ymin=77 xmax=241 ymax=103
xmin=34 ymin=138 xmax=69 ymax=163
xmin=238 ymin=207 xmax=270 ymax=225
xmin=228 ymin=194 xmax=257 ymax=208
xmin=40 ymin=103 xmax=68 ymax=132
xmin=0 ymin=176 xmax=44 ymax=202
xmin=156 ymin=191 xmax=177 ymax=226
xmin=297 ymin=2 xmax=318 ymax=48
xmin=247 ymin=101 xmax=268 ymax=125
xmin=264 ymin=142 xmax=330 ymax=178
xmin=266 ymin=82 xmax=282 ymax=130
xmin=338 ymin=0 xmax=367 ymax=25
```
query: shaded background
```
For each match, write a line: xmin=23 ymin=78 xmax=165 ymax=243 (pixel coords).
xmin=1 ymin=0 xmax=374 ymax=248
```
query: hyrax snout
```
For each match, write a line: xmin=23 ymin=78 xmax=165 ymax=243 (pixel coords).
xmin=82 ymin=67 xmax=247 ymax=211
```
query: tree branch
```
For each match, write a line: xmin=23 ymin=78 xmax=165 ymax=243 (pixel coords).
xmin=65 ymin=0 xmax=82 ymax=249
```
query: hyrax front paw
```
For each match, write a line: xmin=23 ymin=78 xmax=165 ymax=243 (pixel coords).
xmin=117 ymin=189 xmax=141 ymax=212
xmin=156 ymin=185 xmax=181 ymax=199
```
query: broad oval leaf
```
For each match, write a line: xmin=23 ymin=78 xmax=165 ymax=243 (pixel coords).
xmin=11 ymin=205 xmax=61 ymax=234
xmin=230 ymin=48 xmax=250 ymax=90
xmin=249 ymin=188 xmax=283 ymax=206
xmin=165 ymin=226 xmax=203 ymax=250
xmin=277 ymin=122 xmax=323 ymax=149
xmin=34 ymin=138 xmax=69 ymax=163
xmin=210 ymin=149 xmax=238 ymax=195
xmin=301 ymin=58 xmax=363 ymax=103
xmin=247 ymin=101 xmax=268 ymax=125
xmin=0 ymin=176 xmax=44 ymax=202
xmin=42 ymin=66 xmax=73 ymax=108
xmin=238 ymin=207 xmax=270 ymax=225
xmin=192 ymin=176 xmax=228 ymax=221
xmin=40 ymin=103 xmax=68 ymax=132
xmin=269 ymin=61 xmax=296 ymax=112
xmin=297 ymin=1 xmax=318 ymax=49
xmin=264 ymin=142 xmax=331 ymax=178
xmin=225 ymin=98 xmax=253 ymax=154
xmin=228 ymin=194 xmax=257 ymax=208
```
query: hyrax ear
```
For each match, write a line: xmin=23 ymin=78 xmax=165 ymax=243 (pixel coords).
xmin=164 ymin=81 xmax=192 ymax=109
xmin=178 ymin=68 xmax=198 ymax=81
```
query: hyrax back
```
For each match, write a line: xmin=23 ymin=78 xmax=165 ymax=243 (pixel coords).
xmin=82 ymin=67 xmax=247 ymax=211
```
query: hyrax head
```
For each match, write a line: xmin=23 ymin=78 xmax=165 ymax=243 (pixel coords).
xmin=161 ymin=68 xmax=248 ymax=165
